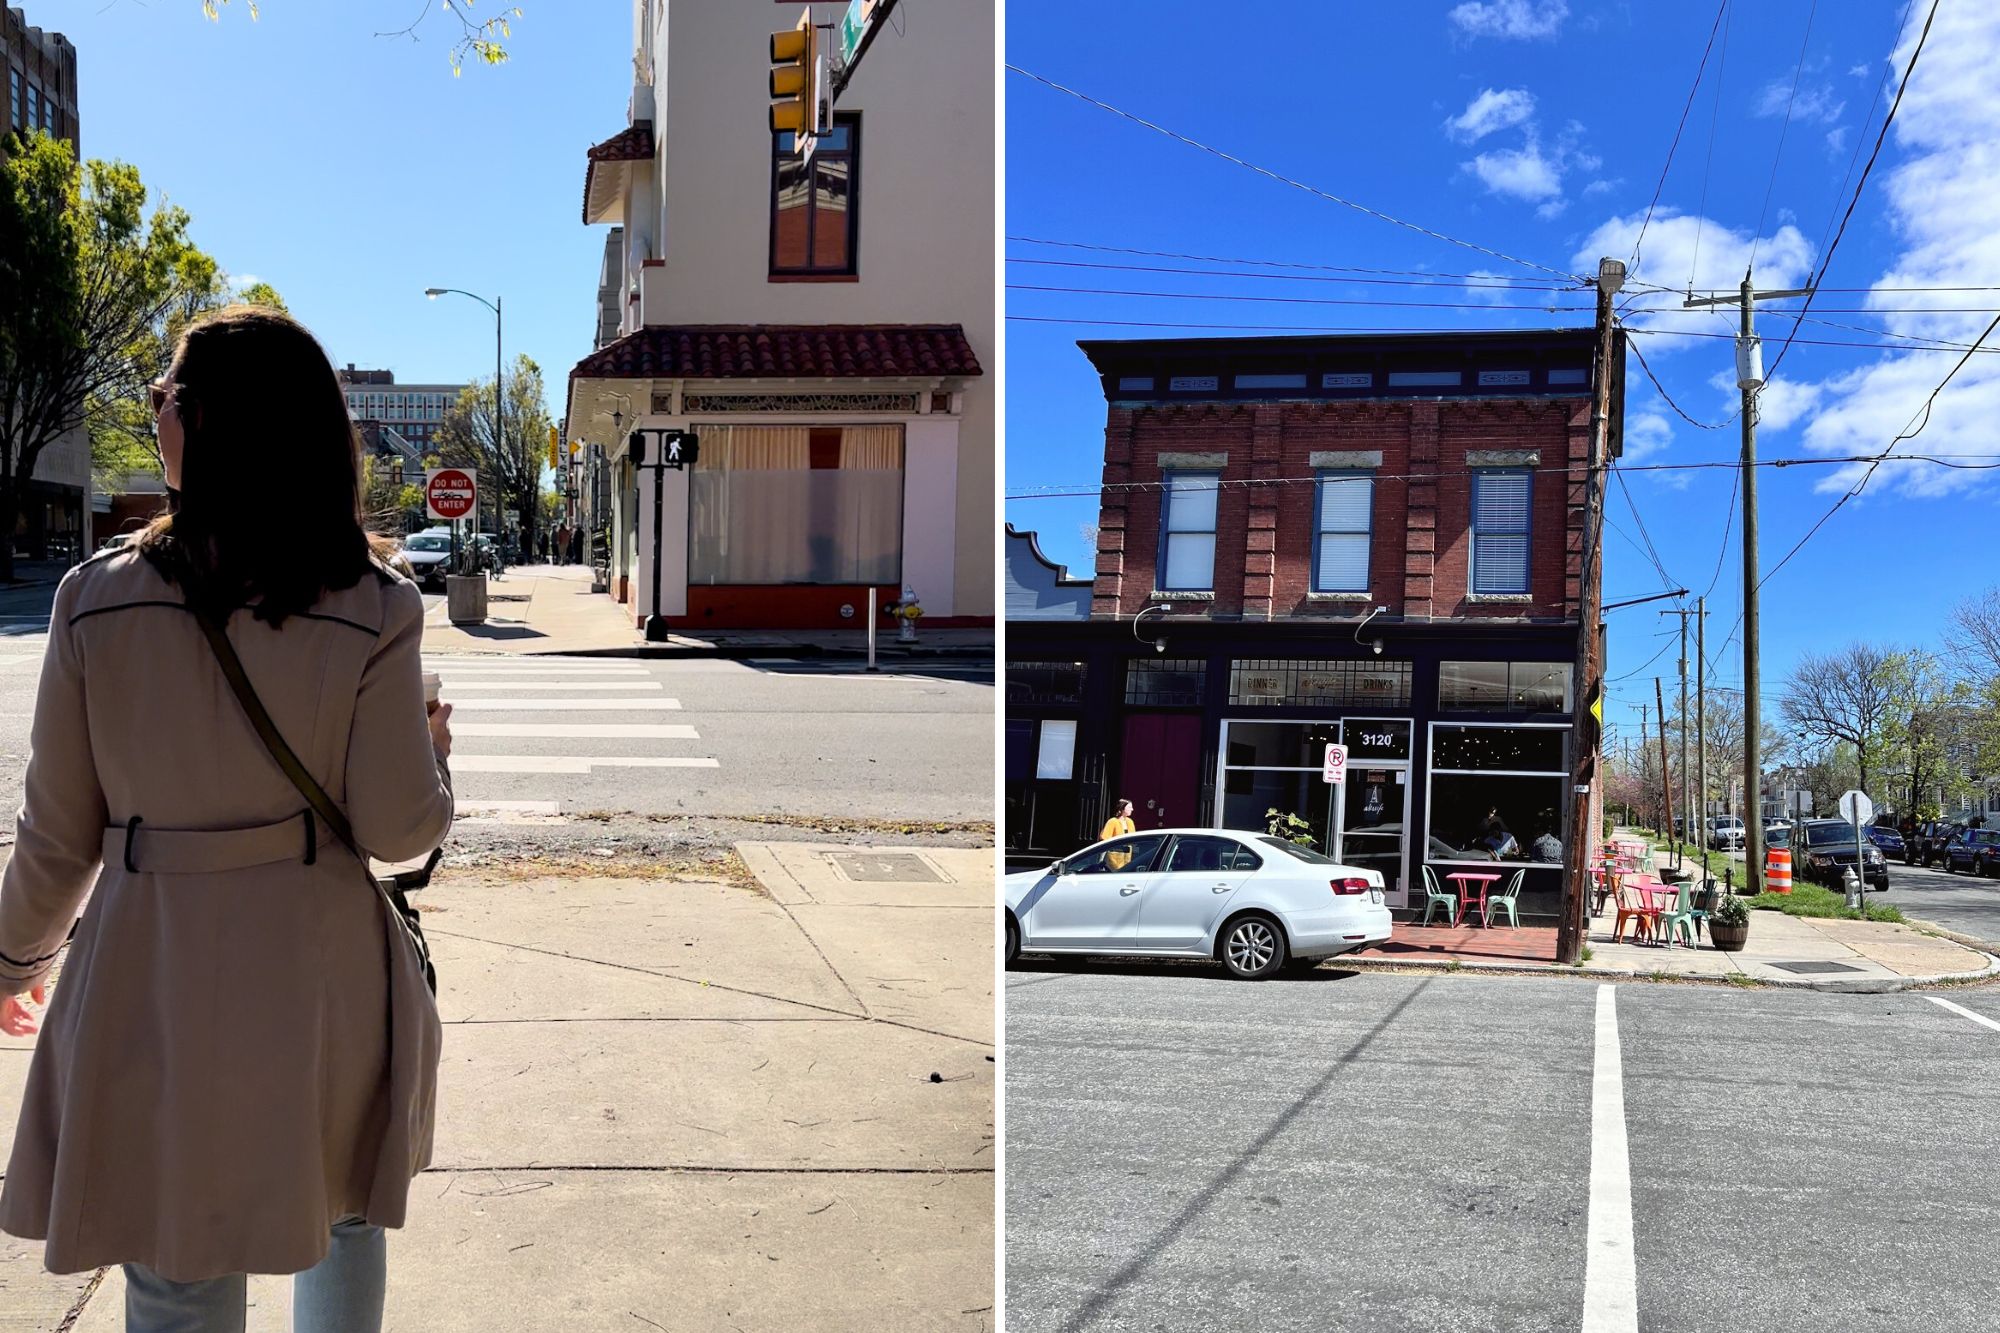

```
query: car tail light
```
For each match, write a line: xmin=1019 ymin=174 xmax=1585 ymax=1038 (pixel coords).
xmin=1331 ymin=878 xmax=1371 ymax=896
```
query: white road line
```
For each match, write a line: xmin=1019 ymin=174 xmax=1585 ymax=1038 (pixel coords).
xmin=424 ymin=663 xmax=648 ymax=674
xmin=1926 ymin=995 xmax=2000 ymax=1032
xmin=437 ymin=681 xmax=665 ymax=692
xmin=444 ymin=698 xmax=685 ymax=711
xmin=455 ymin=799 xmax=560 ymax=815
xmin=1583 ymin=983 xmax=1639 ymax=1333
xmin=453 ymin=723 xmax=698 ymax=739
xmin=450 ymin=755 xmax=720 ymax=773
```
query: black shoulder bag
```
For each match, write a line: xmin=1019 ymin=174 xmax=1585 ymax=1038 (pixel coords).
xmin=195 ymin=612 xmax=440 ymax=994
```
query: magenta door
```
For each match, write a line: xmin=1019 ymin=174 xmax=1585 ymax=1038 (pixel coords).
xmin=1120 ymin=714 xmax=1203 ymax=832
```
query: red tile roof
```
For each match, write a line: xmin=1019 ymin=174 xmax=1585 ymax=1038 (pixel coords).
xmin=570 ymin=325 xmax=985 ymax=381
xmin=582 ymin=120 xmax=654 ymax=224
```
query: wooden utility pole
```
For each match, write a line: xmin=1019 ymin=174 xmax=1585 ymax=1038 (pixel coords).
xmin=1558 ymin=257 xmax=1625 ymax=965
xmin=1656 ymin=676 xmax=1676 ymax=856
xmin=1684 ymin=273 xmax=1812 ymax=891
xmin=1697 ymin=597 xmax=1709 ymax=884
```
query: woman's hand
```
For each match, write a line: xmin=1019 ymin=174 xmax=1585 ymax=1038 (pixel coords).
xmin=428 ymin=701 xmax=454 ymax=762
xmin=1 ymin=986 xmax=48 ymax=1038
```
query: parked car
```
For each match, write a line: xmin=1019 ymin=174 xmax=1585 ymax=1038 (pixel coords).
xmin=1794 ymin=819 xmax=1890 ymax=892
xmin=398 ymin=530 xmax=453 ymax=589
xmin=1708 ymin=816 xmax=1745 ymax=851
xmin=1002 ymin=828 xmax=1393 ymax=980
xmin=96 ymin=533 xmax=135 ymax=555
xmin=1942 ymin=828 xmax=2000 ymax=878
xmin=1865 ymin=825 xmax=1906 ymax=859
xmin=1912 ymin=821 xmax=1964 ymax=868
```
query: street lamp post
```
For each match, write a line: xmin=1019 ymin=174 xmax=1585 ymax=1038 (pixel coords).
xmin=425 ymin=287 xmax=503 ymax=569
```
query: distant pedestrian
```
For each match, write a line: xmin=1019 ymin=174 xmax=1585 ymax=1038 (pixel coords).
xmin=1101 ymin=799 xmax=1136 ymax=842
xmin=0 ymin=305 xmax=454 ymax=1328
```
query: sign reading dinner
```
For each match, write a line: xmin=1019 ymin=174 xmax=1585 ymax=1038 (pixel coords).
xmin=424 ymin=467 xmax=477 ymax=522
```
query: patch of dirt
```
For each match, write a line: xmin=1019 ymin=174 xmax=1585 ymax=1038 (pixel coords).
xmin=432 ymin=846 xmax=762 ymax=891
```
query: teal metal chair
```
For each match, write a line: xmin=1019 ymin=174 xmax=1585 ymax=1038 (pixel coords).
xmin=1482 ymin=868 xmax=1527 ymax=927
xmin=1421 ymin=865 xmax=1459 ymax=926
xmin=1658 ymin=879 xmax=1699 ymax=947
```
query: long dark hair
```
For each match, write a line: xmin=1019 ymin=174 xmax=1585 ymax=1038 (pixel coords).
xmin=138 ymin=305 xmax=396 ymax=625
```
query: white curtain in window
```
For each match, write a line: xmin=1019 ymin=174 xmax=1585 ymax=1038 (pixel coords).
xmin=688 ymin=424 xmax=902 ymax=585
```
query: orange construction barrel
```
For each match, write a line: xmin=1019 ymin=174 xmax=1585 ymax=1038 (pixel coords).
xmin=1765 ymin=847 xmax=1793 ymax=894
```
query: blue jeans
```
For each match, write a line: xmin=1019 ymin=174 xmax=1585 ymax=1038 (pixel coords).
xmin=123 ymin=1216 xmax=385 ymax=1333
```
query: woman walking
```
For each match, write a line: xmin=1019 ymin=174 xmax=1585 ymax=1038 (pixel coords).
xmin=0 ymin=306 xmax=455 ymax=1330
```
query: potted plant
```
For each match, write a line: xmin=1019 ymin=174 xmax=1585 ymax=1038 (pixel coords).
xmin=1709 ymin=893 xmax=1751 ymax=952
xmin=1264 ymin=809 xmax=1315 ymax=847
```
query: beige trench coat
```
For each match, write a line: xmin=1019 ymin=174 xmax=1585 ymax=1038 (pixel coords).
xmin=0 ymin=550 xmax=452 ymax=1281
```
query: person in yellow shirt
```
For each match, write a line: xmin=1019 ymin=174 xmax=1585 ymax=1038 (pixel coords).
xmin=1101 ymin=799 xmax=1136 ymax=842
xmin=1102 ymin=799 xmax=1137 ymax=870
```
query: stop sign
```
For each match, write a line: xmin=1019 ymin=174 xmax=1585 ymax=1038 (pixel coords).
xmin=425 ymin=467 xmax=477 ymax=522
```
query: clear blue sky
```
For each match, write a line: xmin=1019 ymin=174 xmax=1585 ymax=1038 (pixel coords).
xmin=47 ymin=0 xmax=628 ymax=421
xmin=1005 ymin=0 xmax=2000 ymax=747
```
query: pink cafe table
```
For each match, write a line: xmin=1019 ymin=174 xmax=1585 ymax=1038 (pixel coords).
xmin=1445 ymin=871 xmax=1503 ymax=926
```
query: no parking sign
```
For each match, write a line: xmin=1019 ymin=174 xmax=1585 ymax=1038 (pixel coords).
xmin=1323 ymin=743 xmax=1348 ymax=785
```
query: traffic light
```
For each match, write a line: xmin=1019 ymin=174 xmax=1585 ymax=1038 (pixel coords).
xmin=769 ymin=9 xmax=819 ymax=137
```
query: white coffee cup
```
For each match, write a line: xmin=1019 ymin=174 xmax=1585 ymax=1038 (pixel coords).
xmin=423 ymin=672 xmax=442 ymax=709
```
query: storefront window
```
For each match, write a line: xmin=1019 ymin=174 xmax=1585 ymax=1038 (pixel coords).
xmin=1125 ymin=658 xmax=1206 ymax=707
xmin=688 ymin=424 xmax=903 ymax=585
xmin=1007 ymin=661 xmax=1086 ymax=706
xmin=1426 ymin=723 xmax=1570 ymax=866
xmin=1440 ymin=661 xmax=1573 ymax=713
xmin=1228 ymin=659 xmax=1412 ymax=707
xmin=1216 ymin=720 xmax=1341 ymax=850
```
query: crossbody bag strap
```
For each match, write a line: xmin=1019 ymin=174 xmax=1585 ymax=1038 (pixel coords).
xmin=193 ymin=609 xmax=438 ymax=992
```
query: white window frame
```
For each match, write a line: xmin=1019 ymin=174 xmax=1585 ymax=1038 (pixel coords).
xmin=1470 ymin=469 xmax=1532 ymax=596
xmin=1423 ymin=720 xmax=1571 ymax=869
xmin=1313 ymin=470 xmax=1373 ymax=593
xmin=1158 ymin=470 xmax=1219 ymax=592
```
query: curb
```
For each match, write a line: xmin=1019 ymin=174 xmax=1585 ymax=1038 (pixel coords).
xmin=529 ymin=644 xmax=990 ymax=662
xmin=1326 ymin=947 xmax=2000 ymax=993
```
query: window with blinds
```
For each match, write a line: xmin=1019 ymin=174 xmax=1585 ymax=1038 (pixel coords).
xmin=1471 ymin=469 xmax=1531 ymax=594
xmin=1314 ymin=472 xmax=1373 ymax=592
xmin=1159 ymin=472 xmax=1219 ymax=591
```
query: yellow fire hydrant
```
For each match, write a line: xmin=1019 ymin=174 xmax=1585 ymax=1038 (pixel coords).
xmin=885 ymin=585 xmax=923 ymax=643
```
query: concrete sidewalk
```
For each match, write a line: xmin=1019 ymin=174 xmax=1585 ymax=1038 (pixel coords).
xmin=0 ymin=844 xmax=996 ymax=1330
xmin=422 ymin=564 xmax=992 ymax=660
xmin=1345 ymin=898 xmax=1997 ymax=991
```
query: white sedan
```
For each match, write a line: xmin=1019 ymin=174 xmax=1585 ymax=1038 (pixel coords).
xmin=1002 ymin=828 xmax=1393 ymax=980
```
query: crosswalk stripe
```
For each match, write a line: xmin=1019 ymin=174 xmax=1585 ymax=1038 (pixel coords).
xmin=455 ymin=799 xmax=561 ymax=815
xmin=451 ymin=755 xmax=720 ymax=773
xmin=425 ymin=663 xmax=648 ymax=675
xmin=453 ymin=722 xmax=698 ymax=738
xmin=445 ymin=698 xmax=685 ymax=711
xmin=438 ymin=681 xmax=664 ymax=692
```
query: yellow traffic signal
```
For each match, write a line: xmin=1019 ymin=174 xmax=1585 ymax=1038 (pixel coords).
xmin=769 ymin=10 xmax=818 ymax=136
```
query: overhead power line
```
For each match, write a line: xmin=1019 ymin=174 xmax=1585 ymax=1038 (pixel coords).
xmin=1749 ymin=0 xmax=1820 ymax=272
xmin=1005 ymin=65 xmax=1585 ymax=283
xmin=1627 ymin=337 xmax=1730 ymax=430
xmin=1764 ymin=0 xmax=1941 ymax=383
xmin=1631 ymin=0 xmax=1732 ymax=275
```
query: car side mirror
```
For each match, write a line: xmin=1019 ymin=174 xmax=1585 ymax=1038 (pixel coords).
xmin=1048 ymin=860 xmax=1066 ymax=877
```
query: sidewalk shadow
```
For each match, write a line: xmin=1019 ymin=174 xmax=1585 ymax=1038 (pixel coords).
xmin=448 ymin=624 xmax=548 ymax=641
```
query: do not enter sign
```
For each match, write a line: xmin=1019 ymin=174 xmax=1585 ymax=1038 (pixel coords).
xmin=425 ymin=467 xmax=477 ymax=522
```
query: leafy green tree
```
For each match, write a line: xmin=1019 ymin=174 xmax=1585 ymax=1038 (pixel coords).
xmin=1878 ymin=651 xmax=1977 ymax=822
xmin=360 ymin=455 xmax=423 ymax=538
xmin=0 ymin=133 xmax=217 ymax=580
xmin=434 ymin=354 xmax=550 ymax=555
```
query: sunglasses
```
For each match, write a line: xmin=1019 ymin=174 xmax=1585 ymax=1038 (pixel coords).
xmin=148 ymin=380 xmax=182 ymax=413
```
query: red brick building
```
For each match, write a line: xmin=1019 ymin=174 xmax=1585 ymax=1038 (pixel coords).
xmin=1005 ymin=328 xmax=1623 ymax=925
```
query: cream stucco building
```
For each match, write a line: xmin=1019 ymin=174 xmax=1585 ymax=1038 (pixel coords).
xmin=566 ymin=0 xmax=992 ymax=630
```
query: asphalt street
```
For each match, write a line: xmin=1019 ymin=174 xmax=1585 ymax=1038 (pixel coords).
xmin=0 ymin=592 xmax=992 ymax=829
xmin=1005 ymin=963 xmax=2000 ymax=1332
xmin=1867 ymin=856 xmax=2000 ymax=950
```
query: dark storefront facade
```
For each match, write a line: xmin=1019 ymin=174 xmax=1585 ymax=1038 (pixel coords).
xmin=1004 ymin=327 xmax=1619 ymax=926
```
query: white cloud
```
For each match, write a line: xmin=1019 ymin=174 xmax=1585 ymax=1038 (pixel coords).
xmin=1755 ymin=79 xmax=1846 ymax=124
xmin=1706 ymin=370 xmax=1823 ymax=431
xmin=1535 ymin=198 xmax=1569 ymax=220
xmin=1583 ymin=178 xmax=1621 ymax=196
xmin=1849 ymin=62 xmax=1871 ymax=79
xmin=1462 ymin=270 xmax=1514 ymax=304
xmin=1789 ymin=4 xmax=2000 ymax=501
xmin=1623 ymin=409 xmax=1674 ymax=463
xmin=1825 ymin=126 xmax=1849 ymax=155
xmin=1445 ymin=88 xmax=1537 ymax=142
xmin=1469 ymin=140 xmax=1563 ymax=200
xmin=1449 ymin=0 xmax=1568 ymax=40
xmin=231 ymin=273 xmax=262 ymax=289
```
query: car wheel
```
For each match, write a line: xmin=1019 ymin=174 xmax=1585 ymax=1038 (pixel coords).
xmin=1005 ymin=915 xmax=1020 ymax=965
xmin=1218 ymin=913 xmax=1288 ymax=980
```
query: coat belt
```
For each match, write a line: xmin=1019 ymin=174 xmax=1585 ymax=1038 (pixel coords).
xmin=104 ymin=812 xmax=318 ymax=876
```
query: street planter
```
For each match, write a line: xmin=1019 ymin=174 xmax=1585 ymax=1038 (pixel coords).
xmin=446 ymin=572 xmax=488 ymax=626
xmin=1709 ymin=922 xmax=1750 ymax=952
